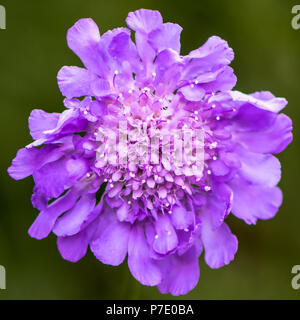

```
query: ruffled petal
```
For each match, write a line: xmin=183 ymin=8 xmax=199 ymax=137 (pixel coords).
xmin=144 ymin=222 xmax=165 ymax=260
xmin=126 ymin=9 xmax=163 ymax=64
xmin=148 ymin=23 xmax=182 ymax=54
xmin=170 ymin=205 xmax=194 ymax=230
xmin=236 ymin=145 xmax=281 ymax=187
xmin=57 ymin=229 xmax=89 ymax=263
xmin=116 ymin=202 xmax=130 ymax=222
xmin=108 ymin=31 xmax=139 ymax=67
xmin=181 ymin=36 xmax=234 ymax=83
xmin=201 ymin=218 xmax=238 ymax=269
xmin=57 ymin=66 xmax=98 ymax=99
xmin=90 ymin=78 xmax=111 ymax=97
xmin=28 ymin=187 xmax=82 ymax=239
xmin=230 ymin=90 xmax=287 ymax=113
xmin=53 ymin=193 xmax=96 ymax=236
xmin=187 ymin=36 xmax=234 ymax=66
xmin=232 ymin=103 xmax=276 ymax=132
xmin=176 ymin=222 xmax=202 ymax=256
xmin=153 ymin=49 xmax=183 ymax=94
xmin=67 ymin=18 xmax=108 ymax=76
xmin=135 ymin=31 xmax=156 ymax=64
xmin=128 ymin=224 xmax=162 ymax=286
xmin=33 ymin=158 xmax=69 ymax=198
xmin=153 ymin=214 xmax=178 ymax=254
xmin=235 ymin=113 xmax=293 ymax=154
xmin=154 ymin=48 xmax=183 ymax=69
xmin=34 ymin=109 xmax=87 ymax=141
xmin=90 ymin=205 xmax=131 ymax=266
xmin=180 ymin=66 xmax=236 ymax=99
xmin=203 ymin=183 xmax=233 ymax=230
xmin=89 ymin=100 xmax=107 ymax=118
xmin=31 ymin=187 xmax=49 ymax=211
xmin=8 ymin=145 xmax=63 ymax=180
xmin=230 ymin=175 xmax=283 ymax=224
xmin=8 ymin=148 xmax=42 ymax=180
xmin=126 ymin=9 xmax=163 ymax=33
xmin=33 ymin=156 xmax=88 ymax=198
xmin=158 ymin=244 xmax=200 ymax=295
xmin=210 ymin=158 xmax=230 ymax=176
xmin=29 ymin=110 xmax=60 ymax=140
xmin=201 ymin=66 xmax=237 ymax=92
xmin=179 ymin=85 xmax=205 ymax=101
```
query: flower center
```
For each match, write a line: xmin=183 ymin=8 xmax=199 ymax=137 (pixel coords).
xmin=89 ymin=87 xmax=209 ymax=214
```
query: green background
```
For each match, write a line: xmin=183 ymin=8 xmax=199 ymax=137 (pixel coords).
xmin=0 ymin=0 xmax=299 ymax=299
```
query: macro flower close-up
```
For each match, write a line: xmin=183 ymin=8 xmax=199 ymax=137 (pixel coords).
xmin=7 ymin=8 xmax=293 ymax=296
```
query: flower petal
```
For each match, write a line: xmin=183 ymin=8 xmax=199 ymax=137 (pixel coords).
xmin=232 ymin=103 xmax=276 ymax=132
xmin=8 ymin=145 xmax=63 ymax=180
xmin=33 ymin=157 xmax=69 ymax=198
xmin=116 ymin=202 xmax=130 ymax=222
xmin=236 ymin=145 xmax=281 ymax=187
xmin=126 ymin=9 xmax=163 ymax=33
xmin=181 ymin=36 xmax=234 ymax=82
xmin=153 ymin=214 xmax=178 ymax=254
xmin=29 ymin=110 xmax=60 ymax=140
xmin=36 ymin=109 xmax=87 ymax=141
xmin=188 ymin=36 xmax=234 ymax=66
xmin=128 ymin=224 xmax=162 ymax=286
xmin=67 ymin=18 xmax=108 ymax=75
xmin=135 ymin=31 xmax=156 ymax=63
xmin=126 ymin=9 xmax=163 ymax=64
xmin=201 ymin=218 xmax=238 ymax=269
xmin=90 ymin=205 xmax=131 ymax=266
xmin=170 ymin=205 xmax=194 ymax=230
xmin=158 ymin=244 xmax=200 ymax=296
xmin=8 ymin=148 xmax=42 ymax=180
xmin=180 ymin=85 xmax=205 ymax=101
xmin=236 ymin=113 xmax=293 ymax=154
xmin=31 ymin=187 xmax=49 ymax=211
xmin=201 ymin=66 xmax=237 ymax=92
xmin=230 ymin=90 xmax=287 ymax=113
xmin=57 ymin=66 xmax=98 ymax=99
xmin=53 ymin=193 xmax=96 ymax=236
xmin=28 ymin=187 xmax=82 ymax=239
xmin=57 ymin=230 xmax=89 ymax=263
xmin=230 ymin=175 xmax=283 ymax=224
xmin=203 ymin=183 xmax=233 ymax=230
xmin=210 ymin=159 xmax=230 ymax=176
xmin=33 ymin=156 xmax=88 ymax=198
xmin=148 ymin=23 xmax=182 ymax=53
xmin=108 ymin=31 xmax=139 ymax=66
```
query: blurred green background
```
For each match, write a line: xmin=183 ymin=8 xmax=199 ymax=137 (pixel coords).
xmin=0 ymin=0 xmax=299 ymax=299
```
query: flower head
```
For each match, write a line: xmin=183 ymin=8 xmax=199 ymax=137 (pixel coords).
xmin=8 ymin=9 xmax=292 ymax=295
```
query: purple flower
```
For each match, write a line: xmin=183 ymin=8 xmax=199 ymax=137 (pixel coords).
xmin=8 ymin=9 xmax=292 ymax=296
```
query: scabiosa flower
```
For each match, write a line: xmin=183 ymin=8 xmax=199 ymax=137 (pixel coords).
xmin=8 ymin=9 xmax=292 ymax=296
